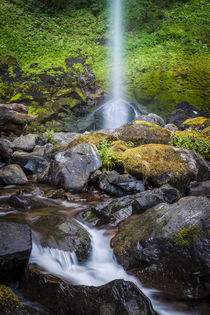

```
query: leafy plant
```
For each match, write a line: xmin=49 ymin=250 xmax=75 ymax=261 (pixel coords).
xmin=43 ymin=128 xmax=57 ymax=145
xmin=126 ymin=141 xmax=134 ymax=147
xmin=169 ymin=134 xmax=210 ymax=158
xmin=96 ymin=139 xmax=122 ymax=172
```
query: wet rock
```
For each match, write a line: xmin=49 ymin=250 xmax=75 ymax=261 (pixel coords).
xmin=99 ymin=170 xmax=145 ymax=197
xmin=91 ymin=196 xmax=133 ymax=226
xmin=0 ymin=164 xmax=28 ymax=185
xmin=0 ymin=221 xmax=31 ymax=283
xmin=122 ymin=144 xmax=209 ymax=190
xmin=115 ymin=121 xmax=171 ymax=146
xmin=188 ymin=181 xmax=210 ymax=196
xmin=166 ymin=102 xmax=201 ymax=127
xmin=0 ymin=285 xmax=29 ymax=315
xmin=8 ymin=195 xmax=58 ymax=210
xmin=12 ymin=134 xmax=36 ymax=152
xmin=9 ymin=151 xmax=49 ymax=175
xmin=23 ymin=269 xmax=157 ymax=315
xmin=33 ymin=216 xmax=90 ymax=262
xmin=49 ymin=143 xmax=102 ymax=192
xmin=111 ymin=196 xmax=210 ymax=298
xmin=131 ymin=185 xmax=179 ymax=215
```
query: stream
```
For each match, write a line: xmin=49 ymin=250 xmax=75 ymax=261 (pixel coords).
xmin=0 ymin=184 xmax=209 ymax=315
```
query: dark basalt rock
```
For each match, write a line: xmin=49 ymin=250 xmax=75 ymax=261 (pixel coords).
xmin=9 ymin=151 xmax=49 ymax=175
xmin=89 ymin=185 xmax=179 ymax=226
xmin=111 ymin=196 xmax=210 ymax=298
xmin=0 ymin=221 xmax=31 ymax=284
xmin=8 ymin=195 xmax=58 ymax=211
xmin=99 ymin=170 xmax=145 ymax=197
xmin=188 ymin=180 xmax=210 ymax=196
xmin=49 ymin=143 xmax=102 ymax=192
xmin=132 ymin=185 xmax=180 ymax=215
xmin=166 ymin=102 xmax=201 ymax=127
xmin=32 ymin=215 xmax=91 ymax=262
xmin=23 ymin=268 xmax=157 ymax=315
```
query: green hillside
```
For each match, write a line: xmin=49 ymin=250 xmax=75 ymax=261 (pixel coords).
xmin=0 ymin=0 xmax=209 ymax=127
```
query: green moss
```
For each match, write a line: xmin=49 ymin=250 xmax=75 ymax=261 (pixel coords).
xmin=182 ymin=117 xmax=210 ymax=130
xmin=75 ymin=87 xmax=86 ymax=101
xmin=0 ymin=285 xmax=24 ymax=313
xmin=172 ymin=225 xmax=203 ymax=246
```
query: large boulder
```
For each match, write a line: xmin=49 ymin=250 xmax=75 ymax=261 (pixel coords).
xmin=0 ymin=221 xmax=32 ymax=283
xmin=111 ymin=196 xmax=210 ymax=298
xmin=122 ymin=144 xmax=210 ymax=190
xmin=49 ymin=143 xmax=102 ymax=192
xmin=114 ymin=121 xmax=171 ymax=146
xmin=23 ymin=269 xmax=157 ymax=315
xmin=9 ymin=151 xmax=49 ymax=175
xmin=32 ymin=215 xmax=91 ymax=262
xmin=181 ymin=116 xmax=210 ymax=131
xmin=0 ymin=164 xmax=28 ymax=185
xmin=99 ymin=170 xmax=145 ymax=197
xmin=12 ymin=134 xmax=36 ymax=152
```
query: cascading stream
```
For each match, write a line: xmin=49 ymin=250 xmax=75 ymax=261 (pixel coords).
xmin=30 ymin=219 xmax=191 ymax=315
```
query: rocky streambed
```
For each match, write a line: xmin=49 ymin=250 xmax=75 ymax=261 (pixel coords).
xmin=0 ymin=103 xmax=210 ymax=314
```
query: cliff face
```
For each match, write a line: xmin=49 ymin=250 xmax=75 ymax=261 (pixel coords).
xmin=0 ymin=0 xmax=209 ymax=131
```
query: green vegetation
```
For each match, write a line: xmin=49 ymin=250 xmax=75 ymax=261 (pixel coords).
xmin=96 ymin=140 xmax=122 ymax=173
xmin=43 ymin=128 xmax=57 ymax=144
xmin=0 ymin=0 xmax=209 ymax=119
xmin=0 ymin=0 xmax=107 ymax=84
xmin=0 ymin=285 xmax=25 ymax=313
xmin=169 ymin=133 xmax=210 ymax=158
xmin=124 ymin=0 xmax=210 ymax=116
xmin=172 ymin=225 xmax=203 ymax=246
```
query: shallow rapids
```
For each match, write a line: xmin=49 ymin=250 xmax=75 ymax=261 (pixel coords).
xmin=30 ymin=219 xmax=193 ymax=315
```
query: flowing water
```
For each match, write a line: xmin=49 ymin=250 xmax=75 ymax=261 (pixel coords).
xmin=30 ymin=218 xmax=205 ymax=315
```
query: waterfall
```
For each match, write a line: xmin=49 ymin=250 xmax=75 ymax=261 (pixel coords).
xmin=102 ymin=0 xmax=129 ymax=129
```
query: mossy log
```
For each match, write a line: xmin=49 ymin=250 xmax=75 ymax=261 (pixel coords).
xmin=0 ymin=103 xmax=37 ymax=136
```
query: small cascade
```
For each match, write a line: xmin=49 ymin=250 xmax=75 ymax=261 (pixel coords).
xmin=30 ymin=220 xmax=190 ymax=315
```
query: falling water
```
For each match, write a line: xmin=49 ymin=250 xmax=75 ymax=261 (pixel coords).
xmin=102 ymin=0 xmax=129 ymax=129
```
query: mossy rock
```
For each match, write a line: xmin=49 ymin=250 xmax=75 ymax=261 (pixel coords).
xmin=66 ymin=132 xmax=119 ymax=149
xmin=115 ymin=121 xmax=172 ymax=146
xmin=0 ymin=285 xmax=28 ymax=314
xmin=182 ymin=117 xmax=210 ymax=131
xmin=109 ymin=140 xmax=131 ymax=159
xmin=122 ymin=144 xmax=198 ymax=189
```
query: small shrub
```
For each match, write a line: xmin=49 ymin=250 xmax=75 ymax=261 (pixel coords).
xmin=96 ymin=140 xmax=122 ymax=172
xmin=169 ymin=134 xmax=210 ymax=158
xmin=43 ymin=128 xmax=57 ymax=145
